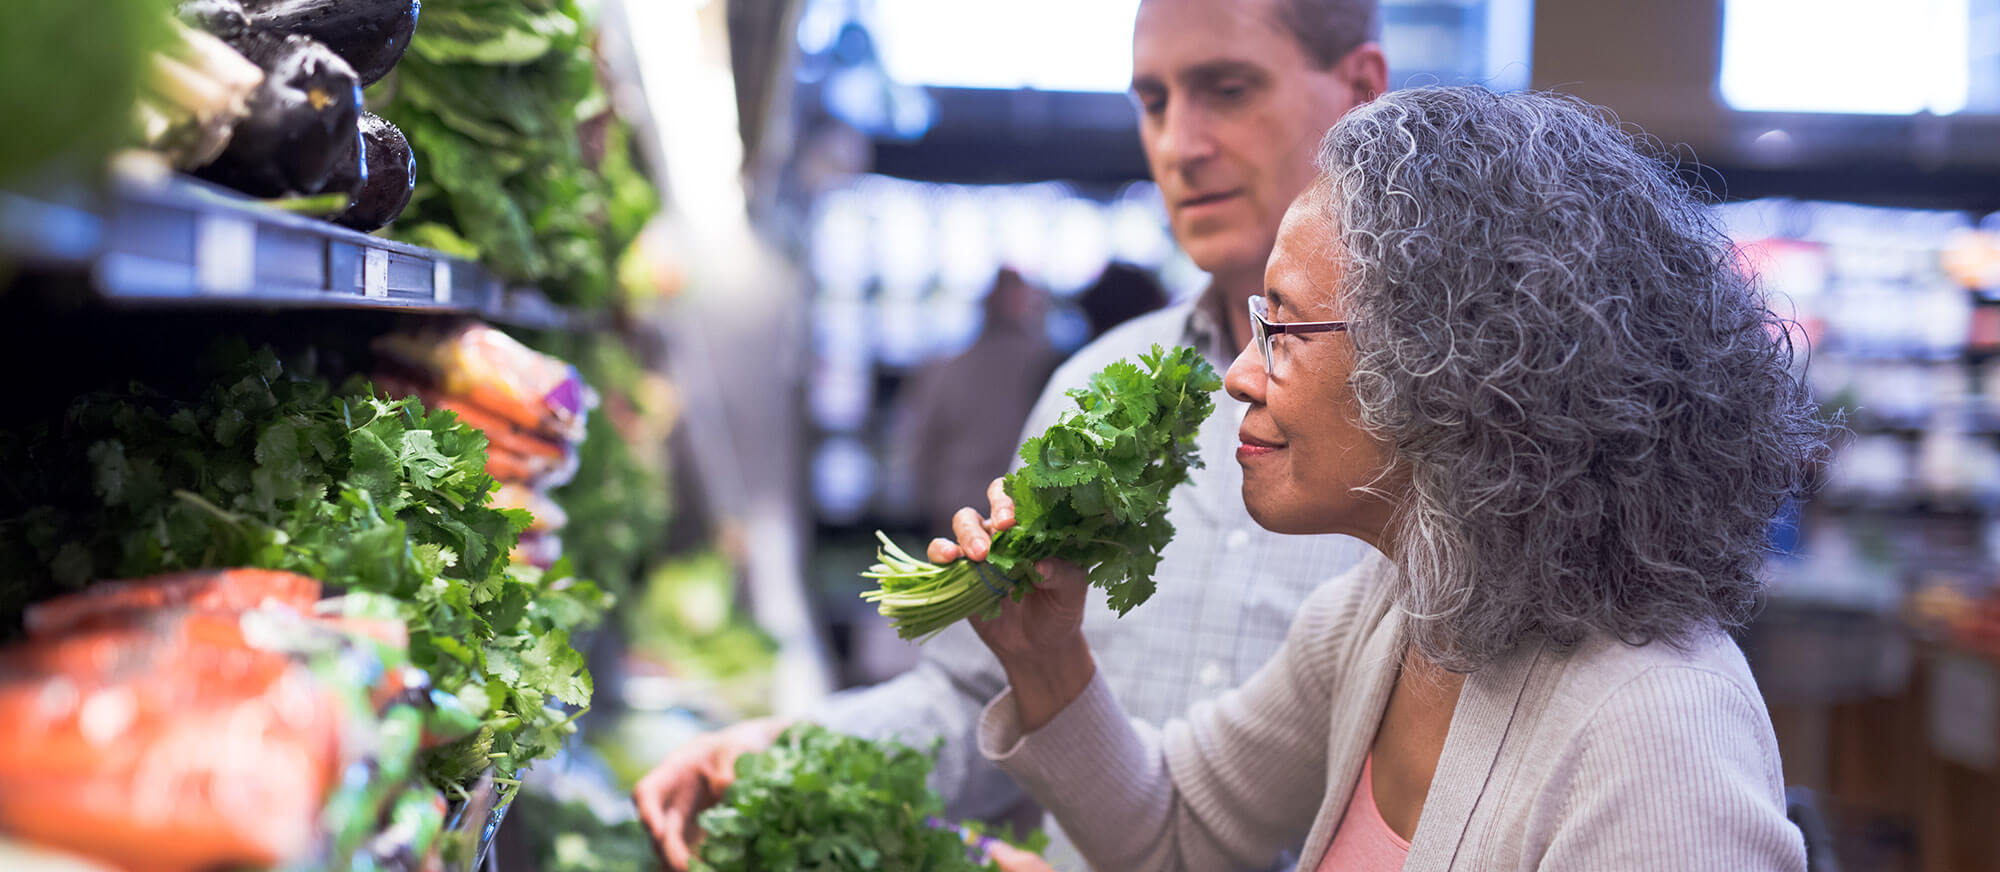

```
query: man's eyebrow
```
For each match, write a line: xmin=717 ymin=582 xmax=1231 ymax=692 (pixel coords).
xmin=1183 ymin=59 xmax=1267 ymax=84
xmin=1131 ymin=59 xmax=1267 ymax=93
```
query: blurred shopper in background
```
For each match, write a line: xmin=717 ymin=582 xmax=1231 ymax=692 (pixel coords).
xmin=894 ymin=268 xmax=1063 ymax=526
xmin=1077 ymin=261 xmax=1169 ymax=342
xmin=637 ymin=1 xmax=1389 ymax=868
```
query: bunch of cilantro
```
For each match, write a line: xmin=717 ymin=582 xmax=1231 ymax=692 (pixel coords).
xmin=694 ymin=725 xmax=1033 ymax=872
xmin=0 ymin=349 xmax=607 ymax=796
xmin=863 ymin=344 xmax=1222 ymax=640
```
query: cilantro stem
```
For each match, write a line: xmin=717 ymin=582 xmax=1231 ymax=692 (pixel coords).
xmin=861 ymin=538 xmax=1016 ymax=641
xmin=549 ymin=705 xmax=590 ymax=731
xmin=173 ymin=489 xmax=245 ymax=526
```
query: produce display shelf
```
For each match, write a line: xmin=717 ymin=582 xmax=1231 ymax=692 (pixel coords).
xmin=444 ymin=768 xmax=514 ymax=872
xmin=0 ymin=170 xmax=573 ymax=331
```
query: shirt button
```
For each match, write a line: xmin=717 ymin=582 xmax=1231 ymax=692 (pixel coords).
xmin=1226 ymin=530 xmax=1251 ymax=552
xmin=1199 ymin=661 xmax=1226 ymax=688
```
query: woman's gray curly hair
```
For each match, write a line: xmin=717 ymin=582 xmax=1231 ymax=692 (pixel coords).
xmin=1314 ymin=86 xmax=1828 ymax=671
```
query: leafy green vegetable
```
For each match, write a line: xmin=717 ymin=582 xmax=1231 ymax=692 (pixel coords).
xmin=625 ymin=552 xmax=775 ymax=716
xmin=531 ymin=329 xmax=674 ymax=599
xmin=374 ymin=0 xmax=657 ymax=309
xmin=863 ymin=345 xmax=1222 ymax=640
xmin=512 ymin=791 xmax=660 ymax=872
xmin=0 ymin=0 xmax=167 ymax=184
xmin=0 ymin=349 xmax=608 ymax=794
xmin=693 ymin=725 xmax=993 ymax=872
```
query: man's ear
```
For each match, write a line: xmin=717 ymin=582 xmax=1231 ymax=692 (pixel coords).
xmin=1339 ymin=42 xmax=1389 ymax=103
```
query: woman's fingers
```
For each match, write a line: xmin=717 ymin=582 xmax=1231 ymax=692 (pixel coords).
xmin=952 ymin=506 xmax=992 ymax=560
xmin=633 ymin=762 xmax=701 ymax=869
xmin=986 ymin=477 xmax=1016 ymax=531
xmin=923 ymin=480 xmax=1016 ymax=564
xmin=986 ymin=841 xmax=1058 ymax=872
xmin=1035 ymin=558 xmax=1088 ymax=591
xmin=927 ymin=537 xmax=962 ymax=563
xmin=661 ymin=801 xmax=696 ymax=870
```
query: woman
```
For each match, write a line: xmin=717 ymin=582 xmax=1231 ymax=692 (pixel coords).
xmin=940 ymin=86 xmax=1826 ymax=871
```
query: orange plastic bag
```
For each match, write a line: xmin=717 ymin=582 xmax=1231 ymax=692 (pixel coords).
xmin=373 ymin=321 xmax=594 ymax=445
xmin=24 ymin=568 xmax=321 ymax=638
xmin=0 ymin=621 xmax=339 ymax=872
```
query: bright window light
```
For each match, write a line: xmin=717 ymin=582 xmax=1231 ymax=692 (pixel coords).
xmin=1721 ymin=0 xmax=1972 ymax=115
xmin=870 ymin=0 xmax=1141 ymax=92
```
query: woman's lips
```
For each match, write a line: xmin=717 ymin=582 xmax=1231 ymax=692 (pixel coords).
xmin=1237 ymin=433 xmax=1282 ymax=462
xmin=1236 ymin=443 xmax=1279 ymax=462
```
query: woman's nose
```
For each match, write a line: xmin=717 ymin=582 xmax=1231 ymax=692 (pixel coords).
xmin=1223 ymin=341 xmax=1265 ymax=405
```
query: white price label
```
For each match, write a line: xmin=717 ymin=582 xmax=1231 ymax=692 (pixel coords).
xmin=433 ymin=260 xmax=452 ymax=304
xmin=194 ymin=214 xmax=255 ymax=295
xmin=363 ymin=248 xmax=388 ymax=299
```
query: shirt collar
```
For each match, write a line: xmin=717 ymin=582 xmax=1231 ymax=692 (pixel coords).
xmin=1182 ymin=280 xmax=1237 ymax=367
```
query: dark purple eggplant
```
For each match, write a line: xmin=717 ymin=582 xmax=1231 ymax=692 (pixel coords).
xmin=194 ymin=28 xmax=361 ymax=197
xmin=317 ymin=113 xmax=415 ymax=231
xmin=317 ymin=116 xmax=370 ymax=196
xmin=177 ymin=0 xmax=252 ymax=41
xmin=244 ymin=0 xmax=420 ymax=87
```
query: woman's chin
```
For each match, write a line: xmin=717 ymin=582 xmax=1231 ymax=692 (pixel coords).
xmin=1242 ymin=497 xmax=1330 ymax=537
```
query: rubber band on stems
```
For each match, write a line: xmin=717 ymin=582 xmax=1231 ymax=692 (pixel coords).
xmin=971 ymin=560 xmax=1014 ymax=598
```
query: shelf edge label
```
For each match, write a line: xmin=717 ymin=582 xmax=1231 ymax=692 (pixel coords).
xmin=364 ymin=248 xmax=389 ymax=299
xmin=434 ymin=260 xmax=453 ymax=304
xmin=194 ymin=214 xmax=256 ymax=296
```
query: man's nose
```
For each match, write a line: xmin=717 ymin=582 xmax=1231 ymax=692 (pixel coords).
xmin=1155 ymin=101 xmax=1219 ymax=172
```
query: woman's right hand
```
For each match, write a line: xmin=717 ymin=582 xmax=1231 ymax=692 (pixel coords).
xmin=931 ymin=478 xmax=1096 ymax=732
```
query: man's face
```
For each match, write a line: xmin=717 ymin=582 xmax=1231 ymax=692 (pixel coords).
xmin=1131 ymin=0 xmax=1366 ymax=280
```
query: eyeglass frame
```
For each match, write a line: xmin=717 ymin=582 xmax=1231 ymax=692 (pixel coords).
xmin=1248 ymin=294 xmax=1349 ymax=374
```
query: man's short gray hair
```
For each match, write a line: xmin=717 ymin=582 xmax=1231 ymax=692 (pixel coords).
xmin=1313 ymin=86 xmax=1830 ymax=670
xmin=1271 ymin=0 xmax=1382 ymax=69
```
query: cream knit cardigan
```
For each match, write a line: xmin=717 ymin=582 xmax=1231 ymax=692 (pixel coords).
xmin=979 ymin=552 xmax=1808 ymax=871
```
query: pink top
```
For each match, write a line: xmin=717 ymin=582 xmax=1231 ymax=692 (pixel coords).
xmin=1316 ymin=755 xmax=1412 ymax=871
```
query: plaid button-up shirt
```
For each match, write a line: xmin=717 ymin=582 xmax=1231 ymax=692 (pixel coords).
xmin=815 ymin=292 xmax=1372 ymax=871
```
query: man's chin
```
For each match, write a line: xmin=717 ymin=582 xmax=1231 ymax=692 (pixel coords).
xmin=1179 ymin=236 xmax=1268 ymax=280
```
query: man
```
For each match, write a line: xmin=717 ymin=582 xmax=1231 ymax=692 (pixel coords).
xmin=635 ymin=1 xmax=1388 ymax=868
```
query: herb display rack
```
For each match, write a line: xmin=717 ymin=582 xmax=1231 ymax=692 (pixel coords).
xmin=0 ymin=171 xmax=569 ymax=872
xmin=0 ymin=170 xmax=573 ymax=330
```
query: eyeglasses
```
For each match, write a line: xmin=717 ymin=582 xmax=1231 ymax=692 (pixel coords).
xmin=1248 ymin=294 xmax=1348 ymax=375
